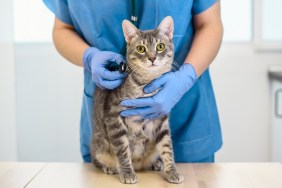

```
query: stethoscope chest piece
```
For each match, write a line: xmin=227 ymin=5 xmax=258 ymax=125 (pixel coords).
xmin=119 ymin=62 xmax=129 ymax=73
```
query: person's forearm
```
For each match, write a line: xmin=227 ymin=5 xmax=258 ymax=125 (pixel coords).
xmin=52 ymin=19 xmax=89 ymax=67
xmin=185 ymin=23 xmax=223 ymax=77
xmin=184 ymin=2 xmax=223 ymax=77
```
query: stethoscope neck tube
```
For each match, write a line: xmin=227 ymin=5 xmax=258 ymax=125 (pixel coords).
xmin=119 ymin=0 xmax=139 ymax=65
xmin=131 ymin=0 xmax=139 ymax=27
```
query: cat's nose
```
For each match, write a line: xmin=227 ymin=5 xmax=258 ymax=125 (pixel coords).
xmin=148 ymin=57 xmax=156 ymax=63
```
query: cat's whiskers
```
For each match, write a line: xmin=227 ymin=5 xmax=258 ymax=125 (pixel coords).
xmin=171 ymin=62 xmax=180 ymax=71
xmin=163 ymin=63 xmax=177 ymax=71
xmin=128 ymin=65 xmax=153 ymax=84
xmin=127 ymin=64 xmax=140 ymax=74
xmin=127 ymin=62 xmax=138 ymax=70
xmin=172 ymin=60 xmax=180 ymax=67
xmin=162 ymin=59 xmax=179 ymax=71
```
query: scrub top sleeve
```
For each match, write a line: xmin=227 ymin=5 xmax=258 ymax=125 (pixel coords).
xmin=42 ymin=0 xmax=73 ymax=25
xmin=192 ymin=0 xmax=217 ymax=15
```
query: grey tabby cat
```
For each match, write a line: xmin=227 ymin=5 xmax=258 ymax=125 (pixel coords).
xmin=91 ymin=16 xmax=184 ymax=184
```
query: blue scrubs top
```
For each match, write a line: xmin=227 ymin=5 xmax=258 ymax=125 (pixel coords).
xmin=43 ymin=0 xmax=222 ymax=162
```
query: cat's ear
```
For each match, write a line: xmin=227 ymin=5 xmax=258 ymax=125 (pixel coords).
xmin=157 ymin=16 xmax=174 ymax=40
xmin=122 ymin=20 xmax=140 ymax=44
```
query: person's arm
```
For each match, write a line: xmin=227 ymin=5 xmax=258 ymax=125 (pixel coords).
xmin=52 ymin=17 xmax=126 ymax=90
xmin=52 ymin=18 xmax=89 ymax=67
xmin=185 ymin=1 xmax=223 ymax=76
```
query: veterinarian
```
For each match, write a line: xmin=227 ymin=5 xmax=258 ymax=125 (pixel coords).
xmin=43 ymin=0 xmax=223 ymax=163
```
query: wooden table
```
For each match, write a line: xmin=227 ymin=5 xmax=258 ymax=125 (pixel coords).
xmin=0 ymin=162 xmax=282 ymax=188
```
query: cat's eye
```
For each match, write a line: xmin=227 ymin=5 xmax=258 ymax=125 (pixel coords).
xmin=156 ymin=43 xmax=165 ymax=51
xmin=136 ymin=45 xmax=146 ymax=53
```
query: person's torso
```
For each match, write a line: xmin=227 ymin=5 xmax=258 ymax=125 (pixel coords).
xmin=72 ymin=0 xmax=222 ymax=161
xmin=67 ymin=0 xmax=194 ymax=61
xmin=66 ymin=0 xmax=195 ymax=96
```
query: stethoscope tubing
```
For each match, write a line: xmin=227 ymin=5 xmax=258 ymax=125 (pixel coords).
xmin=115 ymin=0 xmax=139 ymax=73
xmin=131 ymin=0 xmax=139 ymax=27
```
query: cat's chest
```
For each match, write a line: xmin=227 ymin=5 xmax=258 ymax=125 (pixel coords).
xmin=122 ymin=86 xmax=157 ymax=100
xmin=125 ymin=116 xmax=158 ymax=142
xmin=120 ymin=74 xmax=159 ymax=99
xmin=120 ymin=75 xmax=160 ymax=140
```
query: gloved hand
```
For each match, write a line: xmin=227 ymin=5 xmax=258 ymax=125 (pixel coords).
xmin=83 ymin=47 xmax=126 ymax=90
xmin=120 ymin=63 xmax=197 ymax=119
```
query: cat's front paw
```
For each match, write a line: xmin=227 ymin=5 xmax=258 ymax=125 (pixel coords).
xmin=163 ymin=170 xmax=184 ymax=184
xmin=119 ymin=172 xmax=138 ymax=184
xmin=102 ymin=166 xmax=118 ymax=175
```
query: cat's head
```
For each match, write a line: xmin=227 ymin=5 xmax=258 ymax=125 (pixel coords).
xmin=122 ymin=16 xmax=174 ymax=81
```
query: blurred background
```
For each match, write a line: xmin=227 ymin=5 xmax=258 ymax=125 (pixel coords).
xmin=0 ymin=0 xmax=282 ymax=162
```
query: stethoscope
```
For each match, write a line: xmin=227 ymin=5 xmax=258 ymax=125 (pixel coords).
xmin=131 ymin=0 xmax=139 ymax=27
xmin=108 ymin=0 xmax=139 ymax=73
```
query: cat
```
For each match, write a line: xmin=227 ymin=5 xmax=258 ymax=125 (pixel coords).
xmin=91 ymin=16 xmax=184 ymax=184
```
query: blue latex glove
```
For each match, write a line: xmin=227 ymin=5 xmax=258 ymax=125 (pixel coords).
xmin=120 ymin=63 xmax=197 ymax=119
xmin=83 ymin=47 xmax=126 ymax=90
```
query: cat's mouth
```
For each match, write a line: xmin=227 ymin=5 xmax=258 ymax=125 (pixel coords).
xmin=147 ymin=63 xmax=160 ymax=70
xmin=149 ymin=64 xmax=157 ymax=67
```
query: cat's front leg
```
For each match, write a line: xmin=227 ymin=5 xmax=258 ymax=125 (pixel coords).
xmin=155 ymin=118 xmax=184 ymax=184
xmin=106 ymin=117 xmax=138 ymax=184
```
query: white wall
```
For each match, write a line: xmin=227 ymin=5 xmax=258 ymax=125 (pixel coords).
xmin=0 ymin=0 xmax=18 ymax=161
xmin=270 ymin=78 xmax=282 ymax=162
xmin=212 ymin=43 xmax=282 ymax=162
xmin=15 ymin=43 xmax=83 ymax=162
xmin=14 ymin=0 xmax=53 ymax=42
